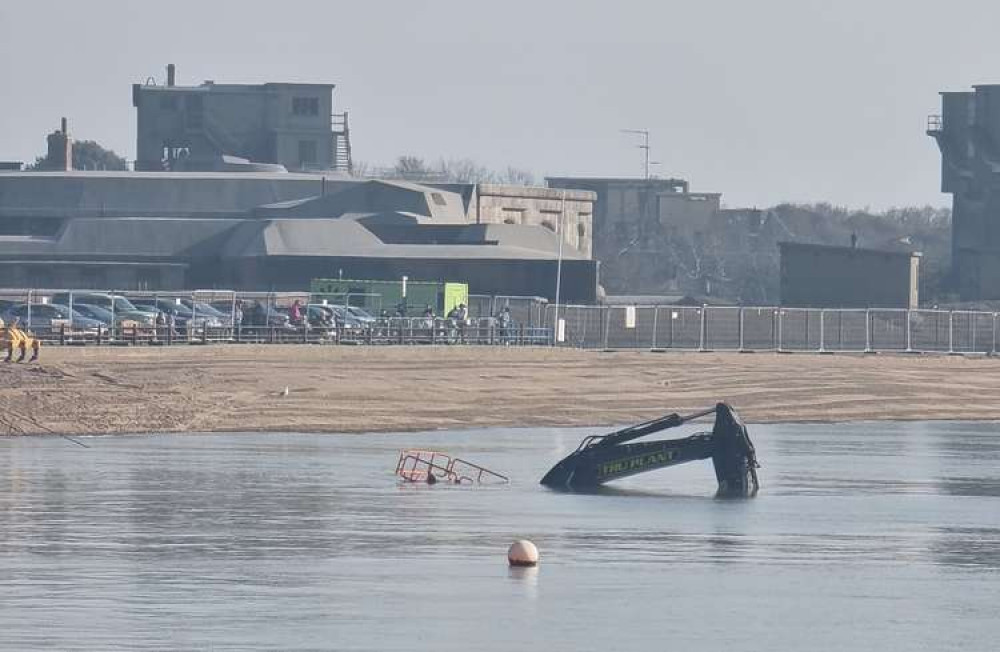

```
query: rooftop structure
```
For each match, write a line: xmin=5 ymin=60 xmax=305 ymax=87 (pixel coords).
xmin=133 ymin=64 xmax=351 ymax=173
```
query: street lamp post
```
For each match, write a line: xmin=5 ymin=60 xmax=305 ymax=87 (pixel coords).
xmin=552 ymin=189 xmax=567 ymax=345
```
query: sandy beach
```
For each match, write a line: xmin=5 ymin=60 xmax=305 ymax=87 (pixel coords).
xmin=0 ymin=345 xmax=998 ymax=436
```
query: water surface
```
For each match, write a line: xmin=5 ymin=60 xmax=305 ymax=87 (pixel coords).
xmin=1 ymin=421 xmax=998 ymax=650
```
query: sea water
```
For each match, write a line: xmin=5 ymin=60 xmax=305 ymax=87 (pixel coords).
xmin=1 ymin=422 xmax=998 ymax=650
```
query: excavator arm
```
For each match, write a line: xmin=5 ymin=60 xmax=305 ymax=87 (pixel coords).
xmin=540 ymin=403 xmax=759 ymax=497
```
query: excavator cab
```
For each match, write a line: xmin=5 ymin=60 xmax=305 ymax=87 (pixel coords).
xmin=540 ymin=403 xmax=759 ymax=497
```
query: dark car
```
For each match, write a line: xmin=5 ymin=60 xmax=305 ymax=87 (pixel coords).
xmin=71 ymin=303 xmax=114 ymax=325
xmin=50 ymin=292 xmax=156 ymax=327
xmin=2 ymin=303 xmax=104 ymax=331
xmin=131 ymin=298 xmax=224 ymax=329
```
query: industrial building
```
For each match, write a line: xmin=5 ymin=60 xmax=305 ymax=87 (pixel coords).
xmin=0 ymin=65 xmax=601 ymax=301
xmin=132 ymin=64 xmax=351 ymax=173
xmin=0 ymin=171 xmax=597 ymax=301
xmin=928 ymin=85 xmax=1000 ymax=299
xmin=546 ymin=176 xmax=724 ymax=296
xmin=779 ymin=242 xmax=920 ymax=308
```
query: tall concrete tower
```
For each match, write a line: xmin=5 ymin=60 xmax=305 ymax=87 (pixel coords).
xmin=928 ymin=86 xmax=1000 ymax=300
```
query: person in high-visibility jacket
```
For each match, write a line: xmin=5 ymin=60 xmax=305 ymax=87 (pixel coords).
xmin=1 ymin=317 xmax=40 ymax=363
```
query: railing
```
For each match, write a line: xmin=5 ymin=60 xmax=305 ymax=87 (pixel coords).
xmin=546 ymin=305 xmax=1000 ymax=355
xmin=7 ymin=286 xmax=1000 ymax=355
xmin=8 ymin=318 xmax=551 ymax=348
xmin=927 ymin=114 xmax=943 ymax=133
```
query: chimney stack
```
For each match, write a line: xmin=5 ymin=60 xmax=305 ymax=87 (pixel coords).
xmin=167 ymin=63 xmax=176 ymax=87
xmin=46 ymin=117 xmax=72 ymax=171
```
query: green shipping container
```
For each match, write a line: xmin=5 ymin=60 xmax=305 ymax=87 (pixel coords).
xmin=309 ymin=278 xmax=468 ymax=317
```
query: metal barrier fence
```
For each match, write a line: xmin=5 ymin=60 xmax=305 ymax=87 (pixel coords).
xmin=546 ymin=305 xmax=1000 ymax=354
xmin=16 ymin=318 xmax=552 ymax=348
xmin=468 ymin=294 xmax=548 ymax=328
xmin=4 ymin=287 xmax=998 ymax=354
xmin=0 ymin=288 xmax=552 ymax=347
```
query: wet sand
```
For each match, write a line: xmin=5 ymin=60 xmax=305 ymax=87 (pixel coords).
xmin=0 ymin=345 xmax=998 ymax=436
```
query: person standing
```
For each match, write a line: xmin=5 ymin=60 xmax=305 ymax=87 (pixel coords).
xmin=498 ymin=305 xmax=512 ymax=344
xmin=233 ymin=299 xmax=244 ymax=340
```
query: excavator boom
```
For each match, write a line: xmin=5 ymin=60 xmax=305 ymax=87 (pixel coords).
xmin=540 ymin=403 xmax=759 ymax=497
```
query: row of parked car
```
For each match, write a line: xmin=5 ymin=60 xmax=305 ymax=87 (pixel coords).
xmin=0 ymin=293 xmax=234 ymax=332
xmin=0 ymin=293 xmax=379 ymax=333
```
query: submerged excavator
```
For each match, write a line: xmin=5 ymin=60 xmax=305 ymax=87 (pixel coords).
xmin=540 ymin=403 xmax=760 ymax=497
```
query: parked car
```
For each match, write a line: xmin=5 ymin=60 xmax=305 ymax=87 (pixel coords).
xmin=50 ymin=293 xmax=157 ymax=328
xmin=345 ymin=305 xmax=377 ymax=325
xmin=71 ymin=303 xmax=115 ymax=326
xmin=178 ymin=300 xmax=232 ymax=326
xmin=130 ymin=298 xmax=224 ymax=329
xmin=2 ymin=303 xmax=104 ymax=331
xmin=240 ymin=303 xmax=294 ymax=329
xmin=319 ymin=304 xmax=368 ymax=329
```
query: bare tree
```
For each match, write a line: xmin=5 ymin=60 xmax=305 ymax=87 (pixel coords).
xmin=393 ymin=155 xmax=434 ymax=180
xmin=499 ymin=166 xmax=536 ymax=186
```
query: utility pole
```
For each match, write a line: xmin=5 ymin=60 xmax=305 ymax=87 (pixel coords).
xmin=621 ymin=128 xmax=650 ymax=179
xmin=553 ymin=189 xmax=566 ymax=345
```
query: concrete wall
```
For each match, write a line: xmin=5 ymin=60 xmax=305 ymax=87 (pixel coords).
xmin=779 ymin=243 xmax=920 ymax=308
xmin=657 ymin=193 xmax=720 ymax=228
xmin=475 ymin=184 xmax=595 ymax=258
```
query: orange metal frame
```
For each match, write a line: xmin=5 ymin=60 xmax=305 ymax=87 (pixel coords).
xmin=395 ymin=450 xmax=509 ymax=484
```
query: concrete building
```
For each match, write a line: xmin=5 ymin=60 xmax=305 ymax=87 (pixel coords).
xmin=471 ymin=184 xmax=593 ymax=258
xmin=545 ymin=176 xmax=723 ymax=296
xmin=928 ymin=85 xmax=1000 ymax=299
xmin=133 ymin=64 xmax=350 ymax=173
xmin=0 ymin=172 xmax=597 ymax=301
xmin=779 ymin=242 xmax=920 ymax=308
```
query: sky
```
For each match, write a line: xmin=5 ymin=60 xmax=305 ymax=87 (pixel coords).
xmin=2 ymin=0 xmax=1000 ymax=210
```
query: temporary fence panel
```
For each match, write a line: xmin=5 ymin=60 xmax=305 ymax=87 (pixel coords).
xmin=703 ymin=307 xmax=741 ymax=351
xmin=649 ymin=306 xmax=702 ymax=350
xmin=741 ymin=307 xmax=780 ymax=351
xmin=950 ymin=310 xmax=994 ymax=353
xmin=818 ymin=309 xmax=868 ymax=352
xmin=868 ymin=309 xmax=908 ymax=352
xmin=551 ymin=305 xmax=605 ymax=348
xmin=776 ymin=308 xmax=822 ymax=352
xmin=598 ymin=305 xmax=656 ymax=349
xmin=909 ymin=310 xmax=950 ymax=353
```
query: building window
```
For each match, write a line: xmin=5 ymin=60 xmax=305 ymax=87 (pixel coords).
xmin=431 ymin=192 xmax=448 ymax=206
xmin=292 ymin=97 xmax=320 ymax=116
xmin=501 ymin=208 xmax=524 ymax=225
xmin=577 ymin=222 xmax=586 ymax=246
xmin=298 ymin=140 xmax=318 ymax=166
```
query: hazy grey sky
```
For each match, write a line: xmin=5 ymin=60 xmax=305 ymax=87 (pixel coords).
xmin=3 ymin=0 xmax=998 ymax=209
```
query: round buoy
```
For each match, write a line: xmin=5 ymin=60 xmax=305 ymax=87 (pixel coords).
xmin=507 ymin=539 xmax=539 ymax=567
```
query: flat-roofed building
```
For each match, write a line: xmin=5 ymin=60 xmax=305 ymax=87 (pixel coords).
xmin=779 ymin=242 xmax=921 ymax=308
xmin=133 ymin=64 xmax=348 ymax=173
